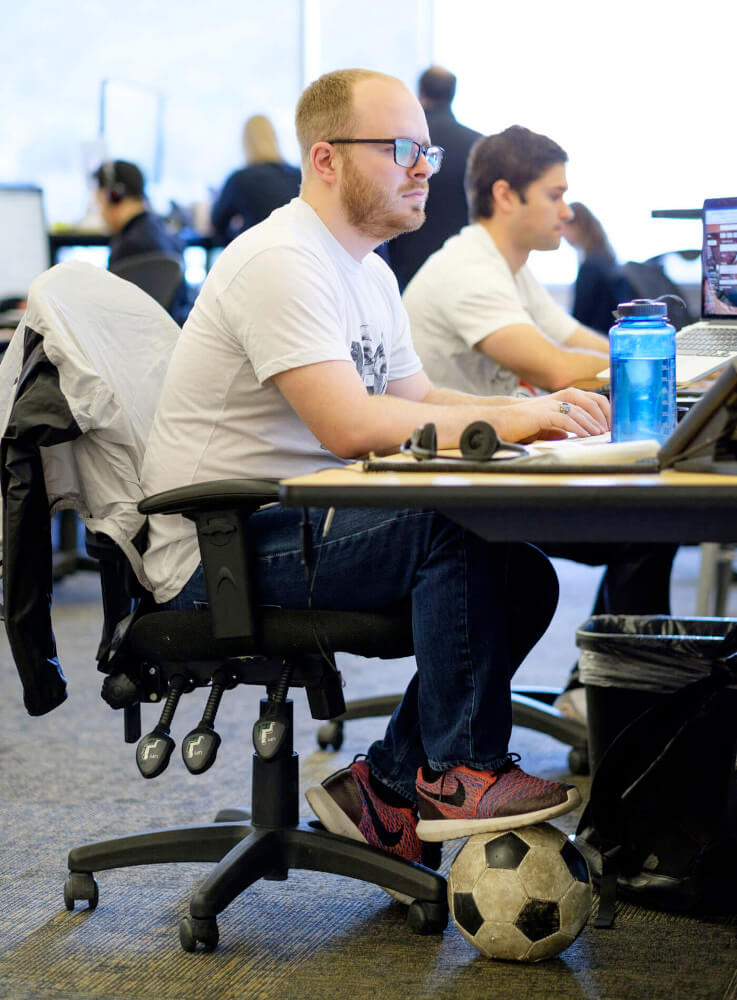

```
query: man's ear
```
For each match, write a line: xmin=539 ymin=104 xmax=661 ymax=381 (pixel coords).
xmin=310 ymin=141 xmax=340 ymax=185
xmin=491 ymin=178 xmax=518 ymax=215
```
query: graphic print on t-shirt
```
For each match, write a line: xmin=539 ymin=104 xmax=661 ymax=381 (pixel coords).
xmin=351 ymin=324 xmax=387 ymax=395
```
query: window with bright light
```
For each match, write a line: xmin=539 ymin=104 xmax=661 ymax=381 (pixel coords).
xmin=433 ymin=0 xmax=737 ymax=285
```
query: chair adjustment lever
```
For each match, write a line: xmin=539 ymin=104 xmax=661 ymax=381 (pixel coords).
xmin=181 ymin=671 xmax=229 ymax=775
xmin=253 ymin=665 xmax=293 ymax=761
xmin=135 ymin=674 xmax=186 ymax=778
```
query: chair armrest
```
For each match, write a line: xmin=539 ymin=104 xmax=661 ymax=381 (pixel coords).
xmin=139 ymin=479 xmax=278 ymax=518
xmin=139 ymin=479 xmax=279 ymax=642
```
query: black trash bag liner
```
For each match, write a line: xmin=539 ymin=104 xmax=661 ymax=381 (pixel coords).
xmin=577 ymin=614 xmax=737 ymax=692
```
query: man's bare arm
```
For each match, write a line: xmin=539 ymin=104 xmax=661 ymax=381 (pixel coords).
xmin=272 ymin=361 xmax=609 ymax=458
xmin=476 ymin=323 xmax=608 ymax=392
xmin=564 ymin=325 xmax=610 ymax=352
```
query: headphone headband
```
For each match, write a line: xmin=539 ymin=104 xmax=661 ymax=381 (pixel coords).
xmin=400 ymin=421 xmax=528 ymax=463
xmin=101 ymin=161 xmax=127 ymax=204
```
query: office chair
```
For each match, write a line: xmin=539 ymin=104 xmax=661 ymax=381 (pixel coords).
xmin=60 ymin=484 xmax=455 ymax=952
xmin=109 ymin=251 xmax=184 ymax=312
xmin=1 ymin=262 xmax=449 ymax=952
xmin=621 ymin=258 xmax=696 ymax=330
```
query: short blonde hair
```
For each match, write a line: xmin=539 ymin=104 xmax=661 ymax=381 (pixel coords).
xmin=295 ymin=68 xmax=400 ymax=167
xmin=243 ymin=115 xmax=281 ymax=164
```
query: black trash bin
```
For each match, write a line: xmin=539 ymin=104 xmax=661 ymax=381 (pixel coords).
xmin=576 ymin=614 xmax=737 ymax=774
xmin=574 ymin=613 xmax=737 ymax=919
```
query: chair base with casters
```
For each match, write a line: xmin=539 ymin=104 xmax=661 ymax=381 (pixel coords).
xmin=317 ymin=687 xmax=589 ymax=775
xmin=65 ymin=697 xmax=447 ymax=951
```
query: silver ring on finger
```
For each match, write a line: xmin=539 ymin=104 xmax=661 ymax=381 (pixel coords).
xmin=559 ymin=401 xmax=571 ymax=415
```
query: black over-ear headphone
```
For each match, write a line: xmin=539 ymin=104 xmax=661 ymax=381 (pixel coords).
xmin=102 ymin=161 xmax=127 ymax=204
xmin=400 ymin=420 xmax=528 ymax=462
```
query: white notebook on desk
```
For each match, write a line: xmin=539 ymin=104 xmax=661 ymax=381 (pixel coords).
xmin=522 ymin=433 xmax=660 ymax=467
xmin=598 ymin=195 xmax=737 ymax=386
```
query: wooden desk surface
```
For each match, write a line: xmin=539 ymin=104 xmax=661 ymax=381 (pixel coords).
xmin=280 ymin=464 xmax=737 ymax=545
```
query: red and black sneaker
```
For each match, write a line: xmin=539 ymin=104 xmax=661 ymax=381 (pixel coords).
xmin=415 ymin=755 xmax=581 ymax=842
xmin=306 ymin=758 xmax=440 ymax=904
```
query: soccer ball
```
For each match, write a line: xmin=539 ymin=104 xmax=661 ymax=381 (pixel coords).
xmin=448 ymin=823 xmax=592 ymax=961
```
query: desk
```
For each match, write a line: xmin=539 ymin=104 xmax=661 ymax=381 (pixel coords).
xmin=280 ymin=466 xmax=737 ymax=545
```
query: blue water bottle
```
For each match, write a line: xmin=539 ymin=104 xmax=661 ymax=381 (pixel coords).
xmin=609 ymin=299 xmax=676 ymax=443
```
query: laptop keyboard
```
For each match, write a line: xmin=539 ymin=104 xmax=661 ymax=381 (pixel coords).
xmin=678 ymin=324 xmax=737 ymax=355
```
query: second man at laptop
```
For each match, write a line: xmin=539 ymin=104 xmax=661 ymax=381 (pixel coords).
xmin=403 ymin=126 xmax=609 ymax=396
xmin=403 ymin=124 xmax=676 ymax=721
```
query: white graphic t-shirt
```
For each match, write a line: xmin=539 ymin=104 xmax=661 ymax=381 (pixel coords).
xmin=142 ymin=198 xmax=421 ymax=602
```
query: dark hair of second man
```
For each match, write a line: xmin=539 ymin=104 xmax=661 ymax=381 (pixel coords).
xmin=465 ymin=125 xmax=567 ymax=221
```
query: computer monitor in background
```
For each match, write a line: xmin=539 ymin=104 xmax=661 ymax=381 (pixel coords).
xmin=0 ymin=185 xmax=50 ymax=302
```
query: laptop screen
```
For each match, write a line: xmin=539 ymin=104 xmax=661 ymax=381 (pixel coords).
xmin=702 ymin=197 xmax=737 ymax=319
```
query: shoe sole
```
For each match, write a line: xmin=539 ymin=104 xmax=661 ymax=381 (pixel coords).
xmin=416 ymin=786 xmax=582 ymax=842
xmin=305 ymin=783 xmax=415 ymax=906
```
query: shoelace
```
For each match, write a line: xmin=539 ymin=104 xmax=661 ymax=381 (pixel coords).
xmin=437 ymin=753 xmax=522 ymax=794
xmin=433 ymin=753 xmax=523 ymax=798
xmin=496 ymin=752 xmax=522 ymax=774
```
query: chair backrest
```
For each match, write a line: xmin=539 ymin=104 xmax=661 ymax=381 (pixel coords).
xmin=0 ymin=261 xmax=179 ymax=715
xmin=109 ymin=252 xmax=184 ymax=310
xmin=621 ymin=259 xmax=696 ymax=330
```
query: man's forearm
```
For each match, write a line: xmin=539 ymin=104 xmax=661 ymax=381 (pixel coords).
xmin=565 ymin=325 xmax=610 ymax=353
xmin=422 ymin=386 xmax=525 ymax=407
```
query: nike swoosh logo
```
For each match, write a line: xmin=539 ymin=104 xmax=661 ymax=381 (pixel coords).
xmin=422 ymin=779 xmax=466 ymax=807
xmin=360 ymin=783 xmax=404 ymax=848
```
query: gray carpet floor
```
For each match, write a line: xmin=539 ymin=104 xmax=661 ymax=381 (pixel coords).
xmin=1 ymin=547 xmax=736 ymax=1000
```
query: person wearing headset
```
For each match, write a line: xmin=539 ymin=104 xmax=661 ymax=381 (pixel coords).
xmin=92 ymin=160 xmax=190 ymax=324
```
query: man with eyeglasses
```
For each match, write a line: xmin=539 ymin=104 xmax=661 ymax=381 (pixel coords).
xmin=142 ymin=70 xmax=610 ymax=899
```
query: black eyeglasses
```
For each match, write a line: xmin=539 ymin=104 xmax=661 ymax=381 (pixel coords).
xmin=326 ymin=138 xmax=444 ymax=174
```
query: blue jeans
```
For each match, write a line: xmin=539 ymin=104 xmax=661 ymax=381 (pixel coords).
xmin=164 ymin=506 xmax=558 ymax=801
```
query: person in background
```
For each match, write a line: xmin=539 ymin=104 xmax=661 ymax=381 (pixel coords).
xmin=210 ymin=115 xmax=301 ymax=244
xmin=92 ymin=160 xmax=190 ymax=324
xmin=562 ymin=201 xmax=633 ymax=334
xmin=386 ymin=66 xmax=480 ymax=291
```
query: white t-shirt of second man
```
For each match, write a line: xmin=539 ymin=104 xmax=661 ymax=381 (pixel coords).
xmin=403 ymin=223 xmax=577 ymax=396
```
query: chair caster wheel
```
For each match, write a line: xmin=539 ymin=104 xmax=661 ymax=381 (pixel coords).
xmin=317 ymin=720 xmax=344 ymax=751
xmin=568 ymin=746 xmax=589 ymax=775
xmin=179 ymin=915 xmax=219 ymax=953
xmin=407 ymin=899 xmax=448 ymax=935
xmin=63 ymin=873 xmax=99 ymax=912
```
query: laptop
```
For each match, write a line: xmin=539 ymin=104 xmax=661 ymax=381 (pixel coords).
xmin=597 ymin=196 xmax=737 ymax=386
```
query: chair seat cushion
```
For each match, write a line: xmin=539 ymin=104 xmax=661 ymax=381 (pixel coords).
xmin=129 ymin=603 xmax=414 ymax=663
